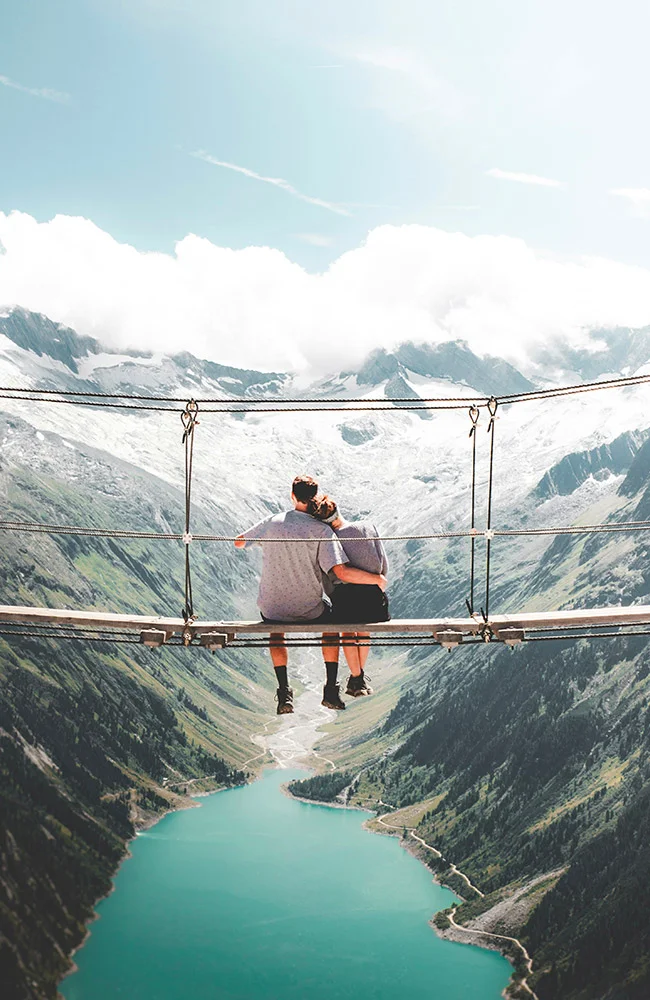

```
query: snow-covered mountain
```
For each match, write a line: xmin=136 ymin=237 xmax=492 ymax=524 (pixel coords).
xmin=2 ymin=306 xmax=650 ymax=617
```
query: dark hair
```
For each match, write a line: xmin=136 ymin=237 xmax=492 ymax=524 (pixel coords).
xmin=307 ymin=494 xmax=338 ymax=521
xmin=292 ymin=475 xmax=319 ymax=503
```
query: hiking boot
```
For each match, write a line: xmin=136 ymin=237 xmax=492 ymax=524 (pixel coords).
xmin=346 ymin=671 xmax=373 ymax=697
xmin=321 ymin=684 xmax=346 ymax=710
xmin=275 ymin=686 xmax=294 ymax=714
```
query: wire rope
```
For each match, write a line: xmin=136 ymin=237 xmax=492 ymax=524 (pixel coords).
xmin=3 ymin=518 xmax=650 ymax=542
xmin=181 ymin=400 xmax=199 ymax=622
xmin=482 ymin=397 xmax=498 ymax=621
xmin=466 ymin=405 xmax=479 ymax=615
xmin=0 ymin=389 xmax=476 ymax=413
xmin=3 ymin=368 xmax=650 ymax=409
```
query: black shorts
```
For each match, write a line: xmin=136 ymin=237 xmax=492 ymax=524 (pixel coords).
xmin=330 ymin=584 xmax=390 ymax=625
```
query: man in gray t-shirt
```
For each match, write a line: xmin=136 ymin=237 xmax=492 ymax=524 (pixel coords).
xmin=235 ymin=475 xmax=387 ymax=715
xmin=240 ymin=508 xmax=346 ymax=621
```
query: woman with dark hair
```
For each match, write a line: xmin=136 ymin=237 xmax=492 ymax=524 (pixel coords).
xmin=308 ymin=495 xmax=389 ymax=697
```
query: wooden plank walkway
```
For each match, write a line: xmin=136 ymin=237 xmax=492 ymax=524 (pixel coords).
xmin=1 ymin=604 xmax=650 ymax=644
xmin=0 ymin=606 xmax=478 ymax=636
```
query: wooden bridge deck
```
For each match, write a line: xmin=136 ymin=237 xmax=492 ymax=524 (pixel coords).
xmin=1 ymin=604 xmax=650 ymax=646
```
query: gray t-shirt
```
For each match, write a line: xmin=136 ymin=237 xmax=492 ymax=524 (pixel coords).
xmin=333 ymin=522 xmax=388 ymax=580
xmin=242 ymin=510 xmax=348 ymax=621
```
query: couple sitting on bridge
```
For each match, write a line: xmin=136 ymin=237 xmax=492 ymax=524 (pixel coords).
xmin=235 ymin=475 xmax=389 ymax=714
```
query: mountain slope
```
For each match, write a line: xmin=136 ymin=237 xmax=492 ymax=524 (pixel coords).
xmin=3 ymin=306 xmax=650 ymax=1000
xmin=0 ymin=411 xmax=277 ymax=1000
xmin=345 ymin=453 xmax=650 ymax=1000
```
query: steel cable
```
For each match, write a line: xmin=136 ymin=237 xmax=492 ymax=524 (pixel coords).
xmin=481 ymin=397 xmax=498 ymax=622
xmin=181 ymin=400 xmax=199 ymax=623
xmin=3 ymin=368 xmax=650 ymax=408
xmin=466 ymin=405 xmax=479 ymax=615
xmin=3 ymin=518 xmax=650 ymax=542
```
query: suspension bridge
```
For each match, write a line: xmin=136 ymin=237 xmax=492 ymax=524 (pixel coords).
xmin=1 ymin=370 xmax=650 ymax=651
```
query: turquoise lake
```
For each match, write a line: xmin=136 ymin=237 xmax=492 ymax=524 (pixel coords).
xmin=61 ymin=768 xmax=512 ymax=999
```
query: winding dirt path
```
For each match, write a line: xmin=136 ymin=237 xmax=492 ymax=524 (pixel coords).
xmin=241 ymin=720 xmax=274 ymax=769
xmin=376 ymin=811 xmax=538 ymax=999
xmin=376 ymin=811 xmax=484 ymax=898
xmin=447 ymin=907 xmax=538 ymax=1000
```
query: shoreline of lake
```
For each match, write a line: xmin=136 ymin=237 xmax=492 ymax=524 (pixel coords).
xmin=60 ymin=667 xmax=512 ymax=1000
xmin=282 ymin=783 xmax=526 ymax=1000
xmin=60 ymin=766 xmax=511 ymax=1000
xmin=60 ymin=780 xmax=230 ymax=983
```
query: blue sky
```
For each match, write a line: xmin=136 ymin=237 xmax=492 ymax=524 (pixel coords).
xmin=2 ymin=0 xmax=650 ymax=271
xmin=3 ymin=0 xmax=650 ymax=376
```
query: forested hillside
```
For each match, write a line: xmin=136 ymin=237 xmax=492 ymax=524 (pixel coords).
xmin=0 ymin=412 xmax=271 ymax=1000
xmin=347 ymin=441 xmax=650 ymax=1000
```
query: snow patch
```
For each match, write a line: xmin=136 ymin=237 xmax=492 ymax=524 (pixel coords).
xmin=75 ymin=352 xmax=161 ymax=378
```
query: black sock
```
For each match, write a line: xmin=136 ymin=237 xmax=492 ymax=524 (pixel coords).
xmin=274 ymin=665 xmax=288 ymax=689
xmin=325 ymin=662 xmax=339 ymax=687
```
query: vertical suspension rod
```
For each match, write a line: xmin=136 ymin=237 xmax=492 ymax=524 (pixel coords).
xmin=181 ymin=400 xmax=200 ymax=632
xmin=466 ymin=405 xmax=480 ymax=615
xmin=483 ymin=396 xmax=498 ymax=622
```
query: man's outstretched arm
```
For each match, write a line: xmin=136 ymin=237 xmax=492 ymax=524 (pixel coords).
xmin=332 ymin=564 xmax=388 ymax=591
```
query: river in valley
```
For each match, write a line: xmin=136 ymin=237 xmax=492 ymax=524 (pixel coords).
xmin=61 ymin=664 xmax=512 ymax=1000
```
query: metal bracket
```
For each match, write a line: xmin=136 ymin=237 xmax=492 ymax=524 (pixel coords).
xmin=200 ymin=632 xmax=229 ymax=651
xmin=140 ymin=629 xmax=167 ymax=647
xmin=497 ymin=628 xmax=524 ymax=647
xmin=434 ymin=629 xmax=463 ymax=650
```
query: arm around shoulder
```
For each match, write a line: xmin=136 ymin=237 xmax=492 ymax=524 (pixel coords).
xmin=332 ymin=564 xmax=388 ymax=591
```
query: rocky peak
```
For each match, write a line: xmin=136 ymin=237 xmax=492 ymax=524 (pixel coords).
xmin=0 ymin=307 xmax=105 ymax=373
xmin=355 ymin=348 xmax=400 ymax=386
xmin=352 ymin=340 xmax=534 ymax=396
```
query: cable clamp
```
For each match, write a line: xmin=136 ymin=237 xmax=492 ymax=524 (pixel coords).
xmin=469 ymin=527 xmax=480 ymax=537
xmin=468 ymin=404 xmax=480 ymax=437
xmin=181 ymin=399 xmax=200 ymax=442
xmin=182 ymin=532 xmax=193 ymax=545
xmin=487 ymin=395 xmax=499 ymax=431
xmin=484 ymin=529 xmax=495 ymax=541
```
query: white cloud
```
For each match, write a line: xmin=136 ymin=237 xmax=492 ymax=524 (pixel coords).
xmin=610 ymin=188 xmax=650 ymax=218
xmin=0 ymin=73 xmax=70 ymax=103
xmin=294 ymin=233 xmax=334 ymax=247
xmin=3 ymin=212 xmax=650 ymax=376
xmin=190 ymin=150 xmax=351 ymax=217
xmin=487 ymin=168 xmax=564 ymax=188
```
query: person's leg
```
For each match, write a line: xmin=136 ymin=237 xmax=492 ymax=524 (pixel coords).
xmin=358 ymin=631 xmax=371 ymax=670
xmin=345 ymin=632 xmax=373 ymax=697
xmin=321 ymin=633 xmax=345 ymax=710
xmin=341 ymin=632 xmax=362 ymax=676
xmin=269 ymin=632 xmax=287 ymax=676
xmin=322 ymin=632 xmax=340 ymax=686
xmin=269 ymin=633 xmax=293 ymax=714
